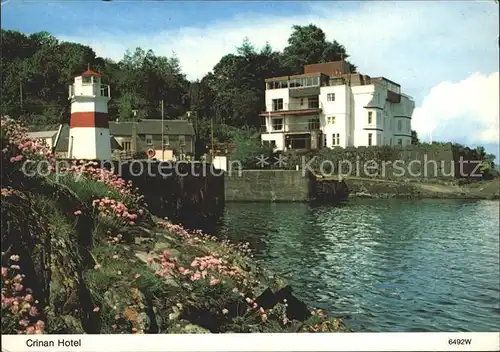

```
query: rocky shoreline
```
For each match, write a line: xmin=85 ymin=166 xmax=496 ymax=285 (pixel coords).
xmin=344 ymin=177 xmax=500 ymax=200
xmin=1 ymin=116 xmax=348 ymax=335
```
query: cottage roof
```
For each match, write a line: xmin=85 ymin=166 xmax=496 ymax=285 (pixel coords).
xmin=26 ymin=130 xmax=58 ymax=139
xmin=109 ymin=119 xmax=195 ymax=136
xmin=42 ymin=124 xmax=122 ymax=153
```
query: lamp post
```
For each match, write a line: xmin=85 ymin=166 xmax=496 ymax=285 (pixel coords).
xmin=161 ymin=100 xmax=165 ymax=160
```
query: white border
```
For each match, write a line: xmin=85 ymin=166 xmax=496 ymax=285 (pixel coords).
xmin=1 ymin=333 xmax=499 ymax=352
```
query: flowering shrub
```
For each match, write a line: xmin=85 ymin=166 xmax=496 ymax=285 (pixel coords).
xmin=1 ymin=254 xmax=45 ymax=334
xmin=1 ymin=116 xmax=146 ymax=224
xmin=157 ymin=219 xmax=253 ymax=256
xmin=1 ymin=116 xmax=55 ymax=166
xmin=92 ymin=197 xmax=139 ymax=226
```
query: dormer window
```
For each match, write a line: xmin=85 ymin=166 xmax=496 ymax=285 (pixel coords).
xmin=82 ymin=76 xmax=91 ymax=84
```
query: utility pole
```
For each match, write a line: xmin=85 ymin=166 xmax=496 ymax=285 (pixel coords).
xmin=161 ymin=100 xmax=165 ymax=161
xmin=19 ymin=80 xmax=23 ymax=111
xmin=211 ymin=117 xmax=214 ymax=162
xmin=131 ymin=109 xmax=137 ymax=157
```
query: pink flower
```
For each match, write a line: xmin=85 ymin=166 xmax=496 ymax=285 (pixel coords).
xmin=26 ymin=326 xmax=35 ymax=334
xmin=29 ymin=306 xmax=38 ymax=316
xmin=1 ymin=267 xmax=7 ymax=277
xmin=178 ymin=267 xmax=185 ymax=274
xmin=24 ymin=294 xmax=33 ymax=302
xmin=210 ymin=279 xmax=220 ymax=286
xmin=93 ymin=306 xmax=100 ymax=312
xmin=112 ymin=324 xmax=118 ymax=329
xmin=134 ymin=273 xmax=141 ymax=279
xmin=73 ymin=210 xmax=82 ymax=215
xmin=146 ymin=257 xmax=153 ymax=263
xmin=35 ymin=320 xmax=45 ymax=331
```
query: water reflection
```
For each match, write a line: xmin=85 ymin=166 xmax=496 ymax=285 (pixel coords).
xmin=220 ymin=199 xmax=500 ymax=332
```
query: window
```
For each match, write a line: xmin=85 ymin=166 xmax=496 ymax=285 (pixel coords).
xmin=267 ymin=80 xmax=288 ymax=90
xmin=308 ymin=97 xmax=319 ymax=109
xmin=82 ymin=76 xmax=91 ymax=84
xmin=260 ymin=117 xmax=267 ymax=131
xmin=300 ymin=98 xmax=304 ymax=105
xmin=327 ymin=116 xmax=336 ymax=124
xmin=272 ymin=118 xmax=283 ymax=131
xmin=145 ymin=134 xmax=153 ymax=145
xmin=289 ymin=76 xmax=319 ymax=88
xmin=179 ymin=135 xmax=186 ymax=145
xmin=397 ymin=120 xmax=402 ymax=132
xmin=332 ymin=133 xmax=340 ymax=146
xmin=368 ymin=133 xmax=373 ymax=146
xmin=122 ymin=141 xmax=131 ymax=151
xmin=323 ymin=134 xmax=327 ymax=147
xmin=327 ymin=93 xmax=335 ymax=102
xmin=163 ymin=135 xmax=169 ymax=147
xmin=272 ymin=99 xmax=283 ymax=111
xmin=368 ymin=111 xmax=373 ymax=124
xmin=263 ymin=140 xmax=277 ymax=149
xmin=397 ymin=138 xmax=403 ymax=146
xmin=308 ymin=118 xmax=320 ymax=130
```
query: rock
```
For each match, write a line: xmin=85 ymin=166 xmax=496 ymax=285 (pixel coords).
xmin=103 ymin=290 xmax=122 ymax=311
xmin=275 ymin=286 xmax=311 ymax=321
xmin=255 ymin=288 xmax=278 ymax=309
xmin=167 ymin=320 xmax=211 ymax=334
xmin=168 ymin=306 xmax=181 ymax=321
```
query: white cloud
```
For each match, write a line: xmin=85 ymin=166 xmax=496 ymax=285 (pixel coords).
xmin=412 ymin=72 xmax=499 ymax=145
xmin=54 ymin=1 xmax=499 ymax=147
xmin=57 ymin=1 xmax=498 ymax=92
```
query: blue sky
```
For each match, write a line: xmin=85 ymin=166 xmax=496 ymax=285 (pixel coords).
xmin=2 ymin=0 xmax=499 ymax=158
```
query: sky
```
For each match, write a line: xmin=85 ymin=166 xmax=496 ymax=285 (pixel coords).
xmin=2 ymin=0 xmax=499 ymax=158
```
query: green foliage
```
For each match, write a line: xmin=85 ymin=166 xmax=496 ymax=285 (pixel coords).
xmin=2 ymin=26 xmax=358 ymax=154
xmin=226 ymin=126 xmax=274 ymax=167
xmin=282 ymin=24 xmax=356 ymax=74
xmin=411 ymin=130 xmax=419 ymax=145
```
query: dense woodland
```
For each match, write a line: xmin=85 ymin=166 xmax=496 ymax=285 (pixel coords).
xmin=1 ymin=25 xmax=356 ymax=149
xmin=2 ymin=24 xmax=496 ymax=166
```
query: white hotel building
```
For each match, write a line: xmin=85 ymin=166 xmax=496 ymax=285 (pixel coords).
xmin=260 ymin=61 xmax=415 ymax=151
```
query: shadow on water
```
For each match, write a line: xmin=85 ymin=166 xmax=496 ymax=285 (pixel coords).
xmin=217 ymin=198 xmax=500 ymax=332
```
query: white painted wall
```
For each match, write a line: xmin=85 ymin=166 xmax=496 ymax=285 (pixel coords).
xmin=261 ymin=80 xmax=415 ymax=151
xmin=213 ymin=156 xmax=227 ymax=172
xmin=261 ymin=133 xmax=284 ymax=151
xmin=265 ymin=88 xmax=290 ymax=111
xmin=68 ymin=75 xmax=112 ymax=160
xmin=70 ymin=99 xmax=109 ymax=113
xmin=69 ymin=127 xmax=112 ymax=160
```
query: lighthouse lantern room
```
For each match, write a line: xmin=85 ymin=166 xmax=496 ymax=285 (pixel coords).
xmin=68 ymin=66 xmax=112 ymax=160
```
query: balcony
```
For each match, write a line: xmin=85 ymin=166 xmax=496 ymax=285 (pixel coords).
xmin=69 ymin=83 xmax=111 ymax=99
xmin=260 ymin=101 xmax=322 ymax=117
xmin=262 ymin=117 xmax=321 ymax=134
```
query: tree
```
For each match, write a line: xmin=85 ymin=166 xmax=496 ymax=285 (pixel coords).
xmin=411 ymin=130 xmax=419 ymax=145
xmin=281 ymin=24 xmax=356 ymax=75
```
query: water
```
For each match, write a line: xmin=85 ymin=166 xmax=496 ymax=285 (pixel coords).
xmin=218 ymin=199 xmax=500 ymax=332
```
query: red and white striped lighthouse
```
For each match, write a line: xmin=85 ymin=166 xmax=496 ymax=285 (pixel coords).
xmin=68 ymin=65 xmax=112 ymax=160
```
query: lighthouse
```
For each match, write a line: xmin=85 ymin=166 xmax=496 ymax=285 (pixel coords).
xmin=67 ymin=66 xmax=112 ymax=160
